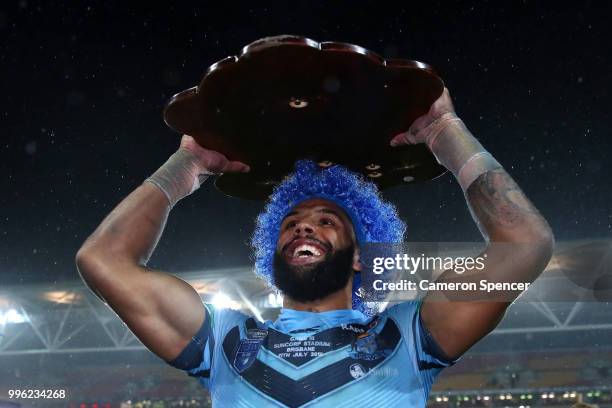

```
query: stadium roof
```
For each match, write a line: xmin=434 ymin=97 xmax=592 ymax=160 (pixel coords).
xmin=1 ymin=239 xmax=610 ymax=356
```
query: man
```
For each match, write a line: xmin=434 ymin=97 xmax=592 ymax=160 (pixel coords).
xmin=76 ymin=88 xmax=553 ymax=407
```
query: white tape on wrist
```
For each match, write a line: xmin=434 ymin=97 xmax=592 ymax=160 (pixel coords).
xmin=456 ymin=151 xmax=502 ymax=191
xmin=144 ymin=148 xmax=213 ymax=208
xmin=413 ymin=112 xmax=462 ymax=149
xmin=426 ymin=116 xmax=502 ymax=192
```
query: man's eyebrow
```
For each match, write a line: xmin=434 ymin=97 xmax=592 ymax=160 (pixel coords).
xmin=317 ymin=208 xmax=342 ymax=218
xmin=283 ymin=211 xmax=298 ymax=220
xmin=281 ymin=208 xmax=343 ymax=221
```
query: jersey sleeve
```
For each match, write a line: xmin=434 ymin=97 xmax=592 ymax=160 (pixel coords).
xmin=166 ymin=302 xmax=215 ymax=388
xmin=165 ymin=302 xmax=251 ymax=390
xmin=385 ymin=301 xmax=459 ymax=393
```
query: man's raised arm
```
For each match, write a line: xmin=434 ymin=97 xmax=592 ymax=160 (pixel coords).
xmin=391 ymin=89 xmax=554 ymax=360
xmin=75 ymin=135 xmax=249 ymax=362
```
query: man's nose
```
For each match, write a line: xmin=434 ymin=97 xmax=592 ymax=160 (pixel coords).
xmin=293 ymin=221 xmax=314 ymax=235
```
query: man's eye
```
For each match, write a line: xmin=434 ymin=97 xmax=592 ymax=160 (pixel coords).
xmin=320 ymin=218 xmax=334 ymax=226
xmin=285 ymin=221 xmax=297 ymax=229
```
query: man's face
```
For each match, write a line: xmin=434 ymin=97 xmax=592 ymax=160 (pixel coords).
xmin=273 ymin=198 xmax=361 ymax=302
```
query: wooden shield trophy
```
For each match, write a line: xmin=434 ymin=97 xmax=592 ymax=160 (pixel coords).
xmin=163 ymin=35 xmax=446 ymax=199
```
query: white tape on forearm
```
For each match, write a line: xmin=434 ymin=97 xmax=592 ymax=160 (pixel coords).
xmin=144 ymin=148 xmax=212 ymax=208
xmin=427 ymin=117 xmax=502 ymax=191
xmin=413 ymin=112 xmax=462 ymax=149
xmin=456 ymin=151 xmax=502 ymax=191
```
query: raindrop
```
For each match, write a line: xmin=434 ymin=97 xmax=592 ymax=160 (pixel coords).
xmin=25 ymin=141 xmax=37 ymax=155
xmin=323 ymin=76 xmax=340 ymax=93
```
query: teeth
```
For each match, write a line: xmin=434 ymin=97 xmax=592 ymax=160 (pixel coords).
xmin=293 ymin=244 xmax=322 ymax=257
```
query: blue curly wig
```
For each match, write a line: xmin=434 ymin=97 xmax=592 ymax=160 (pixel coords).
xmin=251 ymin=160 xmax=406 ymax=314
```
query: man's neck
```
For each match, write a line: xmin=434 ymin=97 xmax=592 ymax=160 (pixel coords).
xmin=282 ymin=282 xmax=353 ymax=312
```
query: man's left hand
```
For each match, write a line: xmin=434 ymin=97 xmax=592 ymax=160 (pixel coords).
xmin=389 ymin=87 xmax=456 ymax=147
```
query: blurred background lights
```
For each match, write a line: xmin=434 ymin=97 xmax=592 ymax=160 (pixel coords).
xmin=0 ymin=308 xmax=28 ymax=324
xmin=267 ymin=292 xmax=284 ymax=308
xmin=211 ymin=292 xmax=239 ymax=309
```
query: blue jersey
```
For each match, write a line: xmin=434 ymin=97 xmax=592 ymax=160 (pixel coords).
xmin=167 ymin=301 xmax=456 ymax=407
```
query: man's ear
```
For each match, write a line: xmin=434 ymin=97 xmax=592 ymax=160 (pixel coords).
xmin=352 ymin=246 xmax=362 ymax=272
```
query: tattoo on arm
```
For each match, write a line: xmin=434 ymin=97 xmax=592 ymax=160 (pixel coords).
xmin=466 ymin=169 xmax=547 ymax=238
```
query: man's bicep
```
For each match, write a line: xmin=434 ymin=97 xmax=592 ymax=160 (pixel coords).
xmin=420 ymin=297 xmax=507 ymax=360
xmin=165 ymin=302 xmax=214 ymax=379
xmin=94 ymin=265 xmax=206 ymax=362
xmin=420 ymin=243 xmax=539 ymax=359
xmin=141 ymin=270 xmax=204 ymax=334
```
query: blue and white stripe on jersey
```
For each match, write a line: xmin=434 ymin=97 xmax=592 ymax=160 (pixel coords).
xmin=167 ymin=301 xmax=456 ymax=408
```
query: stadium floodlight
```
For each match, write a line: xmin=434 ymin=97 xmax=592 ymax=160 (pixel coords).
xmin=267 ymin=292 xmax=284 ymax=308
xmin=43 ymin=290 xmax=81 ymax=304
xmin=211 ymin=292 xmax=233 ymax=309
xmin=0 ymin=308 xmax=28 ymax=325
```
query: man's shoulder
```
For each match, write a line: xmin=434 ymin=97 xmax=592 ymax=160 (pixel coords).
xmin=205 ymin=304 xmax=258 ymax=331
xmin=382 ymin=300 xmax=422 ymax=319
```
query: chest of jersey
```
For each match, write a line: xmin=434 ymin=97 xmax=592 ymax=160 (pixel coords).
xmin=216 ymin=316 xmax=411 ymax=408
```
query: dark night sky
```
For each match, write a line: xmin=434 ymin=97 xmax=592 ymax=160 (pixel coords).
xmin=1 ymin=1 xmax=611 ymax=286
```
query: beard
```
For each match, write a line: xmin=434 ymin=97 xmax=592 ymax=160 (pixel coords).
xmin=273 ymin=243 xmax=356 ymax=303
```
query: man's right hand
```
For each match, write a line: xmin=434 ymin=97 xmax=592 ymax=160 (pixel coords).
xmin=179 ymin=134 xmax=250 ymax=174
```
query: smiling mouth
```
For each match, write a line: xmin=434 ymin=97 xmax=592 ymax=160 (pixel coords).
xmin=284 ymin=239 xmax=329 ymax=265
